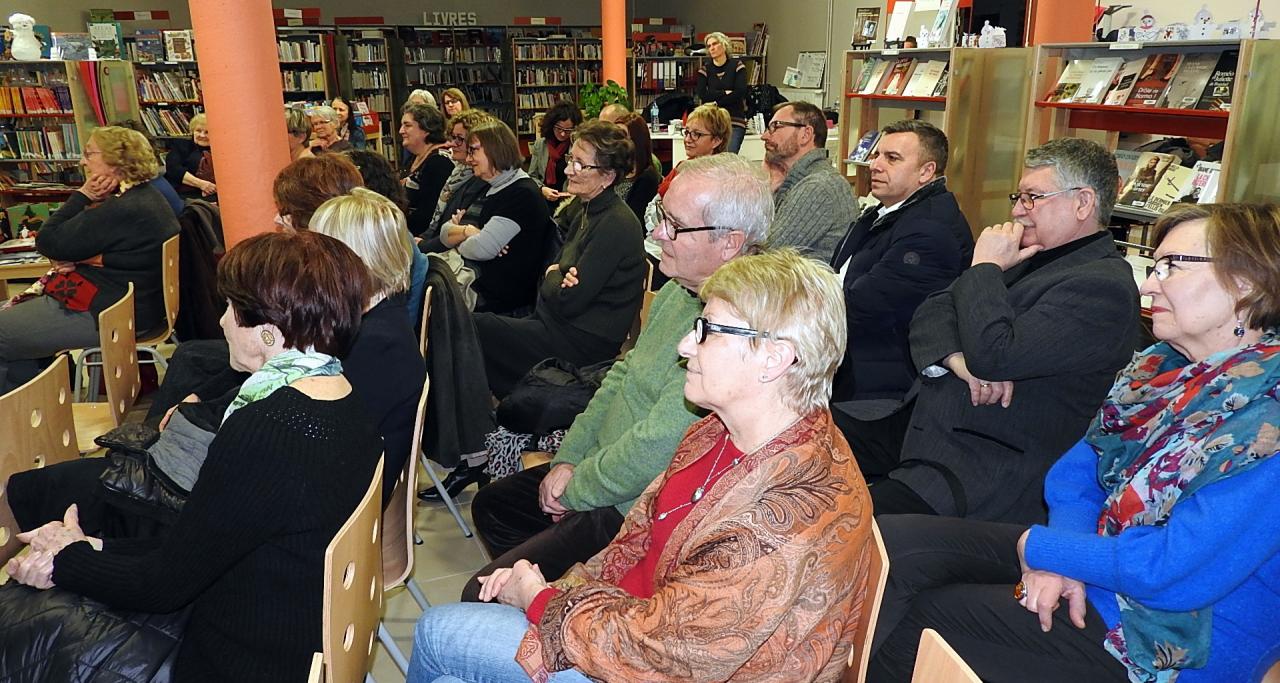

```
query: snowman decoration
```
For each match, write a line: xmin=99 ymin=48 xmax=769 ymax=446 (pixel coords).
xmin=1191 ymin=5 xmax=1217 ymax=40
xmin=1134 ymin=12 xmax=1160 ymax=41
xmin=7 ymin=13 xmax=43 ymax=61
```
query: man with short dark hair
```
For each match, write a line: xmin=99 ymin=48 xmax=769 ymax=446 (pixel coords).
xmin=762 ymin=101 xmax=857 ymax=261
xmin=880 ymin=137 xmax=1140 ymax=524
xmin=829 ymin=119 xmax=973 ymax=478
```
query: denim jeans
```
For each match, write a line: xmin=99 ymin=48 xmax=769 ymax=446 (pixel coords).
xmin=728 ymin=125 xmax=746 ymax=154
xmin=409 ymin=602 xmax=593 ymax=683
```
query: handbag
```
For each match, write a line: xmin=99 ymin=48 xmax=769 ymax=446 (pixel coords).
xmin=96 ymin=422 xmax=191 ymax=528
xmin=495 ymin=357 xmax=614 ymax=436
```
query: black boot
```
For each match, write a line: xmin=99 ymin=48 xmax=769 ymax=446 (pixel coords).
xmin=418 ymin=461 xmax=491 ymax=502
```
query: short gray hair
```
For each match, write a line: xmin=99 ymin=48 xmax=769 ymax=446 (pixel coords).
xmin=675 ymin=153 xmax=772 ymax=253
xmin=1024 ymin=138 xmax=1118 ymax=226
xmin=409 ymin=89 xmax=437 ymax=107
xmin=705 ymin=32 xmax=734 ymax=57
xmin=308 ymin=105 xmax=340 ymax=124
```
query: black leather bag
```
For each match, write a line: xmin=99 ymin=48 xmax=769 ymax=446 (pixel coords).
xmin=495 ymin=357 xmax=614 ymax=436
xmin=96 ymin=423 xmax=188 ymax=528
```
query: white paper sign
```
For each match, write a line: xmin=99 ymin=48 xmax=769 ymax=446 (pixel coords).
xmin=886 ymin=2 xmax=914 ymax=42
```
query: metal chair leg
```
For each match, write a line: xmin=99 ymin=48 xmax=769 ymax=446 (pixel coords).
xmin=377 ymin=621 xmax=410 ymax=675
xmin=420 ymin=454 xmax=474 ymax=538
xmin=405 ymin=578 xmax=431 ymax=611
xmin=413 ymin=531 xmax=423 ymax=545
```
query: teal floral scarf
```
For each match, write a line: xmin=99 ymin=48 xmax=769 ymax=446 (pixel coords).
xmin=222 ymin=348 xmax=342 ymax=424
xmin=1086 ymin=331 xmax=1280 ymax=682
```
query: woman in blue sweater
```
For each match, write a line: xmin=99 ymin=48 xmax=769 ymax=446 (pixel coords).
xmin=869 ymin=203 xmax=1280 ymax=683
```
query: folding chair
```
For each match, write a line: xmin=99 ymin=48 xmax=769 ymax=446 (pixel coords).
xmin=71 ymin=284 xmax=142 ymax=452
xmin=843 ymin=518 xmax=890 ymax=683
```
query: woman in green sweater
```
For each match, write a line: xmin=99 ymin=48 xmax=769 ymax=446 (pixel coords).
xmin=0 ymin=126 xmax=179 ymax=393
xmin=474 ymin=120 xmax=646 ymax=398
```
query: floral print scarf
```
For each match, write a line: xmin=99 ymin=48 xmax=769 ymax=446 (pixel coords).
xmin=1086 ymin=331 xmax=1280 ymax=682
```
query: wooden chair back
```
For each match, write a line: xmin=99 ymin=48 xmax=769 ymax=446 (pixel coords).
xmin=418 ymin=285 xmax=434 ymax=359
xmin=320 ymin=457 xmax=384 ymax=683
xmin=619 ymin=260 xmax=656 ymax=356
xmin=0 ymin=353 xmax=78 ymax=561
xmin=99 ymin=283 xmax=141 ymax=427
xmin=382 ymin=373 xmax=428 ymax=589
xmin=910 ymin=629 xmax=981 ymax=683
xmin=139 ymin=234 xmax=180 ymax=345
xmin=844 ymin=518 xmax=890 ymax=682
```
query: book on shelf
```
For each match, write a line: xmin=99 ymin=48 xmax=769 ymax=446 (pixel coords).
xmin=137 ymin=71 xmax=201 ymax=102
xmin=1113 ymin=149 xmax=1141 ymax=185
xmin=932 ymin=65 xmax=950 ymax=97
xmin=164 ymin=30 xmax=195 ymax=62
xmin=1142 ymin=162 xmax=1194 ymax=214
xmin=880 ymin=57 xmax=915 ymax=96
xmin=1124 ymin=54 xmax=1182 ymax=107
xmin=1176 ymin=160 xmax=1221 ymax=204
xmin=278 ymin=37 xmax=323 ymax=62
xmin=1073 ymin=57 xmax=1125 ymax=104
xmin=848 ymin=130 xmax=881 ymax=163
xmin=87 ymin=10 xmax=122 ymax=59
xmin=1195 ymin=50 xmax=1238 ymax=112
xmin=1101 ymin=57 xmax=1146 ymax=106
xmin=1117 ymin=152 xmax=1179 ymax=209
xmin=133 ymin=29 xmax=165 ymax=62
xmin=53 ymin=32 xmax=94 ymax=60
xmin=902 ymin=60 xmax=947 ymax=97
xmin=1045 ymin=59 xmax=1090 ymax=102
xmin=141 ymin=107 xmax=194 ymax=136
xmin=1158 ymin=53 xmax=1218 ymax=109
xmin=860 ymin=59 xmax=892 ymax=95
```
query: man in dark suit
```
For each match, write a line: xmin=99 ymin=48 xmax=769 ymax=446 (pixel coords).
xmin=830 ymin=120 xmax=973 ymax=479
xmin=875 ymin=138 xmax=1140 ymax=524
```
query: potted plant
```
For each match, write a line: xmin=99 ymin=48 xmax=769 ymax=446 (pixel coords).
xmin=578 ymin=80 xmax=631 ymax=119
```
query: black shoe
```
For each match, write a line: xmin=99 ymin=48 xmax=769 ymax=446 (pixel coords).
xmin=418 ymin=461 xmax=491 ymax=502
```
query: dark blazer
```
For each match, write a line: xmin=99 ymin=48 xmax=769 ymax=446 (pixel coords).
xmin=894 ymin=231 xmax=1140 ymax=524
xmin=830 ymin=177 xmax=972 ymax=405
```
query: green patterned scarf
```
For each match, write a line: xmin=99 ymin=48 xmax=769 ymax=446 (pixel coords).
xmin=222 ymin=348 xmax=342 ymax=424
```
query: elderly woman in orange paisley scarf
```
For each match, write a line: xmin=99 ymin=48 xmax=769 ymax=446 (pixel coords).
xmin=408 ymin=248 xmax=874 ymax=683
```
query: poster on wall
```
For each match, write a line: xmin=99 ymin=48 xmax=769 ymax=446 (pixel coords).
xmin=886 ymin=2 xmax=914 ymax=42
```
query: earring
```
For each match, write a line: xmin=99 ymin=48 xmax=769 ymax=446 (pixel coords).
xmin=261 ymin=328 xmax=276 ymax=346
xmin=1234 ymin=318 xmax=1246 ymax=338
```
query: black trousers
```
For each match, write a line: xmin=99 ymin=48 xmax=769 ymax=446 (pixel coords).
xmin=866 ymin=514 xmax=1128 ymax=683
xmin=462 ymin=464 xmax=624 ymax=602
xmin=7 ymin=457 xmax=111 ymax=535
xmin=473 ymin=312 xmax=618 ymax=399
xmin=832 ymin=401 xmax=914 ymax=480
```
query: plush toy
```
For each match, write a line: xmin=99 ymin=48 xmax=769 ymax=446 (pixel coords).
xmin=7 ymin=13 xmax=42 ymax=61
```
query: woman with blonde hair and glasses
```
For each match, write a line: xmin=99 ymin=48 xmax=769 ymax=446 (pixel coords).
xmin=409 ymin=248 xmax=873 ymax=682
xmin=696 ymin=31 xmax=749 ymax=153
xmin=870 ymin=203 xmax=1280 ymax=683
xmin=164 ymin=112 xmax=215 ymax=197
xmin=0 ymin=125 xmax=179 ymax=392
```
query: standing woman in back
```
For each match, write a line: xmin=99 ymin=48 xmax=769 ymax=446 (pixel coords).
xmin=695 ymin=32 xmax=749 ymax=154
xmin=399 ymin=102 xmax=454 ymax=236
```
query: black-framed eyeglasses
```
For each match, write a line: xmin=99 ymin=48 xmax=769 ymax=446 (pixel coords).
xmin=1008 ymin=187 xmax=1084 ymax=210
xmin=1146 ymin=254 xmax=1214 ymax=281
xmin=553 ymin=123 xmax=575 ymax=135
xmin=465 ymin=144 xmax=483 ymax=157
xmin=765 ymin=120 xmax=807 ymax=133
xmin=652 ymin=198 xmax=724 ymax=241
xmin=682 ymin=128 xmax=712 ymax=141
xmin=694 ymin=317 xmax=778 ymax=344
xmin=565 ymin=154 xmax=604 ymax=173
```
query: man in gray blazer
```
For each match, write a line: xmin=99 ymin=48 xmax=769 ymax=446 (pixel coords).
xmin=873 ymin=138 xmax=1141 ymax=524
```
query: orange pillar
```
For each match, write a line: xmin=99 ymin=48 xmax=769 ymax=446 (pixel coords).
xmin=189 ymin=0 xmax=292 ymax=247
xmin=601 ymin=0 xmax=627 ymax=88
xmin=1025 ymin=0 xmax=1096 ymax=45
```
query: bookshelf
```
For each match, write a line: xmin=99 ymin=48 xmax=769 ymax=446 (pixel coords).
xmin=0 ymin=61 xmax=94 ymax=193
xmin=1028 ymin=39 xmax=1280 ymax=208
xmin=628 ymin=26 xmax=768 ymax=118
xmin=277 ymin=29 xmax=334 ymax=105
xmin=133 ymin=61 xmax=204 ymax=139
xmin=399 ymin=26 xmax=513 ymax=128
xmin=511 ymin=37 xmax=603 ymax=137
xmin=839 ymin=47 xmax=1037 ymax=230
xmin=335 ymin=28 xmax=400 ymax=165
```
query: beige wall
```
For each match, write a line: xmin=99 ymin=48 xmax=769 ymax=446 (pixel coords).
xmin=1109 ymin=1 xmax=1277 ymax=35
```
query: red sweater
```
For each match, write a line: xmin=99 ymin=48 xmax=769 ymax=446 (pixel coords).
xmin=527 ymin=434 xmax=744 ymax=621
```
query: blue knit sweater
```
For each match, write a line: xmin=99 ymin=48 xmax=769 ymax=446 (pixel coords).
xmin=1026 ymin=439 xmax=1280 ymax=682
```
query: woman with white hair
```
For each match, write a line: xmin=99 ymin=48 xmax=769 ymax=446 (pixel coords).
xmin=308 ymin=105 xmax=352 ymax=153
xmin=409 ymin=248 xmax=874 ymax=683
xmin=406 ymin=88 xmax=438 ymax=108
xmin=695 ymin=31 xmax=749 ymax=153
